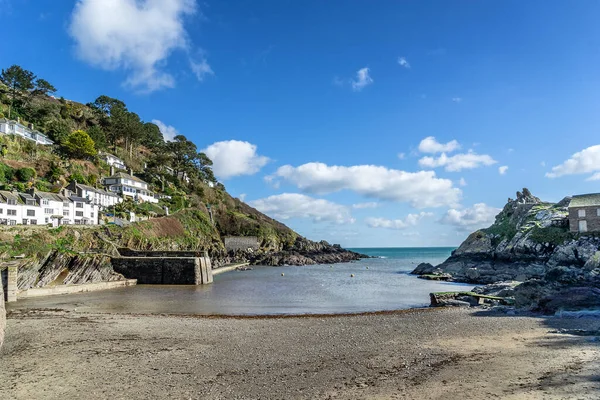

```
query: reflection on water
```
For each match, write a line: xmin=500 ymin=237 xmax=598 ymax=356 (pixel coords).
xmin=10 ymin=248 xmax=474 ymax=316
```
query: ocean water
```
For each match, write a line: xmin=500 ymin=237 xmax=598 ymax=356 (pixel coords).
xmin=11 ymin=247 xmax=474 ymax=316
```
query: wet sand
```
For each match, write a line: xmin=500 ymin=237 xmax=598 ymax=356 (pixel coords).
xmin=1 ymin=307 xmax=599 ymax=399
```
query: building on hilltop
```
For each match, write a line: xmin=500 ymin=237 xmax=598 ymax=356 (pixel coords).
xmin=568 ymin=193 xmax=600 ymax=233
xmin=0 ymin=118 xmax=54 ymax=145
xmin=99 ymin=152 xmax=127 ymax=170
xmin=0 ymin=189 xmax=99 ymax=226
xmin=103 ymin=172 xmax=158 ymax=204
xmin=66 ymin=181 xmax=122 ymax=209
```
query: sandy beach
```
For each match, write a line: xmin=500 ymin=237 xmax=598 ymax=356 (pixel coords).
xmin=1 ymin=307 xmax=599 ymax=399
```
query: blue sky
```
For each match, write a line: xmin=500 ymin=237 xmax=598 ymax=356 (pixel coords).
xmin=3 ymin=0 xmax=600 ymax=247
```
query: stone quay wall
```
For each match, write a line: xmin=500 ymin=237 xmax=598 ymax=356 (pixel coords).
xmin=111 ymin=256 xmax=213 ymax=285
xmin=224 ymin=236 xmax=260 ymax=252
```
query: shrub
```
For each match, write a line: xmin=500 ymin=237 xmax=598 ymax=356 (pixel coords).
xmin=0 ymin=163 xmax=15 ymax=183
xmin=63 ymin=130 xmax=97 ymax=159
xmin=16 ymin=167 xmax=36 ymax=182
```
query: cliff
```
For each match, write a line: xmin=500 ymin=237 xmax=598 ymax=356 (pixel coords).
xmin=412 ymin=188 xmax=600 ymax=313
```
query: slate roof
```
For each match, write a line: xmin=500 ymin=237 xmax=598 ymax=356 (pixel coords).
xmin=0 ymin=190 xmax=21 ymax=203
xmin=105 ymin=172 xmax=146 ymax=184
xmin=35 ymin=191 xmax=70 ymax=202
xmin=569 ymin=193 xmax=600 ymax=208
xmin=75 ymin=182 xmax=119 ymax=197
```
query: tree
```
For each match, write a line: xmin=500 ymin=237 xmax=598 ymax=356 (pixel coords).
xmin=32 ymin=78 xmax=56 ymax=97
xmin=166 ymin=135 xmax=216 ymax=183
xmin=0 ymin=65 xmax=36 ymax=119
xmin=63 ymin=130 xmax=97 ymax=159
xmin=141 ymin=122 xmax=164 ymax=149
xmin=87 ymin=125 xmax=107 ymax=150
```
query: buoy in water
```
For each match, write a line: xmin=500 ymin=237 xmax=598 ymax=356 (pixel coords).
xmin=366 ymin=267 xmax=369 ymax=270
xmin=350 ymin=274 xmax=355 ymax=278
xmin=281 ymin=273 xmax=285 ymax=276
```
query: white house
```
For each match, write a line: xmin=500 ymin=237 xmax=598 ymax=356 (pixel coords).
xmin=67 ymin=181 xmax=122 ymax=209
xmin=0 ymin=119 xmax=54 ymax=145
xmin=0 ymin=190 xmax=99 ymax=226
xmin=0 ymin=191 xmax=22 ymax=225
xmin=32 ymin=190 xmax=73 ymax=227
xmin=99 ymin=152 xmax=127 ymax=170
xmin=69 ymin=195 xmax=99 ymax=225
xmin=103 ymin=172 xmax=158 ymax=204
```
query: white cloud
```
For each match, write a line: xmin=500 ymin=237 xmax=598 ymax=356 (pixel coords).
xmin=69 ymin=0 xmax=202 ymax=92
xmin=397 ymin=57 xmax=410 ymax=69
xmin=352 ymin=202 xmax=379 ymax=209
xmin=270 ymin=162 xmax=461 ymax=208
xmin=366 ymin=212 xmax=433 ymax=230
xmin=546 ymin=145 xmax=600 ymax=179
xmin=238 ymin=193 xmax=247 ymax=202
xmin=418 ymin=136 xmax=461 ymax=154
xmin=459 ymin=178 xmax=467 ymax=187
xmin=190 ymin=57 xmax=214 ymax=81
xmin=202 ymin=140 xmax=269 ymax=180
xmin=452 ymin=97 xmax=462 ymax=103
xmin=351 ymin=67 xmax=373 ymax=91
xmin=152 ymin=119 xmax=178 ymax=142
xmin=586 ymin=172 xmax=600 ymax=181
xmin=398 ymin=152 xmax=406 ymax=159
xmin=249 ymin=193 xmax=354 ymax=224
xmin=498 ymin=166 xmax=509 ymax=175
xmin=440 ymin=203 xmax=501 ymax=230
xmin=418 ymin=151 xmax=497 ymax=172
xmin=540 ymin=161 xmax=546 ymax=167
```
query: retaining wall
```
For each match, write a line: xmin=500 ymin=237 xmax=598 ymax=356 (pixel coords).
xmin=224 ymin=236 xmax=260 ymax=252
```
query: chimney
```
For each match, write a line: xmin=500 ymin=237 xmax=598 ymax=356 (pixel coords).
xmin=129 ymin=168 xmax=134 ymax=176
xmin=28 ymin=123 xmax=34 ymax=130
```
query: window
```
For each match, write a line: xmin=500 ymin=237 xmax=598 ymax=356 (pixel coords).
xmin=45 ymin=217 xmax=49 ymax=224
xmin=42 ymin=199 xmax=49 ymax=205
xmin=7 ymin=209 xmax=16 ymax=216
xmin=63 ymin=210 xmax=69 ymax=216
xmin=76 ymin=211 xmax=84 ymax=217
xmin=0 ymin=209 xmax=3 ymax=214
xmin=26 ymin=199 xmax=36 ymax=206
xmin=27 ymin=209 xmax=35 ymax=217
xmin=30 ymin=219 xmax=37 ymax=225
xmin=76 ymin=202 xmax=84 ymax=208
xmin=91 ymin=212 xmax=94 ymax=218
xmin=7 ymin=199 xmax=16 ymax=205
xmin=44 ymin=208 xmax=53 ymax=215
xmin=63 ymin=202 xmax=70 ymax=208
xmin=578 ymin=209 xmax=586 ymax=218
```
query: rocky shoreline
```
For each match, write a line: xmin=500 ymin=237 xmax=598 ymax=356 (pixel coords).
xmin=411 ymin=189 xmax=600 ymax=314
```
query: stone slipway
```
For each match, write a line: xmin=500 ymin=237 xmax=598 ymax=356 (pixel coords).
xmin=17 ymin=279 xmax=137 ymax=299
xmin=212 ymin=262 xmax=250 ymax=276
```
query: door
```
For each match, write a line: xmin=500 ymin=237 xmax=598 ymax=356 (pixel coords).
xmin=579 ymin=220 xmax=588 ymax=233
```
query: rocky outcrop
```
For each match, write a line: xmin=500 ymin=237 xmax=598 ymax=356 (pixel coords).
xmin=15 ymin=251 xmax=125 ymax=290
xmin=220 ymin=237 xmax=365 ymax=266
xmin=413 ymin=188 xmax=600 ymax=312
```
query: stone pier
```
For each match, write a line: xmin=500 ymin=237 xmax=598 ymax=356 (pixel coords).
xmin=1 ymin=266 xmax=18 ymax=303
xmin=111 ymin=249 xmax=213 ymax=285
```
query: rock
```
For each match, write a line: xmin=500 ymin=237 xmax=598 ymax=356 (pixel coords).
xmin=435 ymin=299 xmax=471 ymax=308
xmin=472 ymin=281 xmax=519 ymax=297
xmin=411 ymin=263 xmax=435 ymax=275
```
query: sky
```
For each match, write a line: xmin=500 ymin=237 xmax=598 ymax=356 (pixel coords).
xmin=2 ymin=0 xmax=600 ymax=247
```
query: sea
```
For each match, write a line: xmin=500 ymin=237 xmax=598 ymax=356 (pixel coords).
xmin=11 ymin=247 xmax=474 ymax=316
